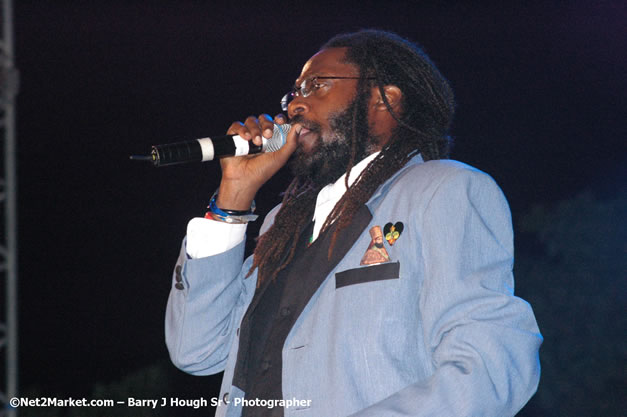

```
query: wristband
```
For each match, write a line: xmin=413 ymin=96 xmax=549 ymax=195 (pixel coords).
xmin=205 ymin=189 xmax=258 ymax=224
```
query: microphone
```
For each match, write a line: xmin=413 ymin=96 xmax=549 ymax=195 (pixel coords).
xmin=130 ymin=123 xmax=291 ymax=167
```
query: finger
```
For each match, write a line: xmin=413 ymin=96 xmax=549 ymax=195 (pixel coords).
xmin=265 ymin=122 xmax=301 ymax=168
xmin=244 ymin=116 xmax=263 ymax=146
xmin=257 ymin=114 xmax=276 ymax=139
xmin=274 ymin=113 xmax=287 ymax=125
xmin=226 ymin=121 xmax=252 ymax=140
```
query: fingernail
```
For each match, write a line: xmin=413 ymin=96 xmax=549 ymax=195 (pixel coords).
xmin=255 ymin=135 xmax=262 ymax=143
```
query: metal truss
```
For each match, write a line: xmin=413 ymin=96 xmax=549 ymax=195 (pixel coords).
xmin=0 ymin=0 xmax=17 ymax=415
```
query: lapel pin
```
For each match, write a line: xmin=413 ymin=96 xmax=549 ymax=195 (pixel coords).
xmin=384 ymin=222 xmax=404 ymax=246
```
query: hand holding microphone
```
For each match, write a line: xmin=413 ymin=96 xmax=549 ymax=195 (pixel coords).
xmin=218 ymin=114 xmax=300 ymax=211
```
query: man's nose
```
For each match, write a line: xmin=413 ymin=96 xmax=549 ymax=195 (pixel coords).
xmin=287 ymin=96 xmax=310 ymax=118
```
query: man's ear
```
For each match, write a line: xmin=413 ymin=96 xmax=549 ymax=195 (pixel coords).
xmin=371 ymin=85 xmax=402 ymax=112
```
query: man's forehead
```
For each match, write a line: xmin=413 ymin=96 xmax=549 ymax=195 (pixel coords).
xmin=297 ymin=47 xmax=356 ymax=80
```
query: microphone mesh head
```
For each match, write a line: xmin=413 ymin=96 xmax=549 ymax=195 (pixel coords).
xmin=264 ymin=123 xmax=291 ymax=152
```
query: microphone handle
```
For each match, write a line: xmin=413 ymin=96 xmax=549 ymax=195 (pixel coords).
xmin=149 ymin=124 xmax=291 ymax=167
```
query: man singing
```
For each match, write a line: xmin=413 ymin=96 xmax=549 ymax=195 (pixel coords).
xmin=165 ymin=30 xmax=542 ymax=417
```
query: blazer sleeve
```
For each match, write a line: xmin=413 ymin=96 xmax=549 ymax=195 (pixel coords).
xmin=164 ymin=205 xmax=280 ymax=375
xmin=164 ymin=237 xmax=256 ymax=375
xmin=351 ymin=168 xmax=542 ymax=416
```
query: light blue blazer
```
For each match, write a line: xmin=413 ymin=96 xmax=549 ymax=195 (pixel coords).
xmin=165 ymin=156 xmax=542 ymax=417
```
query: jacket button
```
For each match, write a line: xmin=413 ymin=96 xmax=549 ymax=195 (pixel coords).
xmin=175 ymin=265 xmax=183 ymax=282
xmin=223 ymin=392 xmax=229 ymax=403
xmin=261 ymin=359 xmax=271 ymax=371
xmin=280 ymin=307 xmax=291 ymax=317
xmin=174 ymin=283 xmax=184 ymax=290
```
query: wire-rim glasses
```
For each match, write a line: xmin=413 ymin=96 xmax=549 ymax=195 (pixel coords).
xmin=280 ymin=76 xmax=374 ymax=111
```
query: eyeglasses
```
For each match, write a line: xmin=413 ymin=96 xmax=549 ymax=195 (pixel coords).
xmin=280 ymin=76 xmax=374 ymax=111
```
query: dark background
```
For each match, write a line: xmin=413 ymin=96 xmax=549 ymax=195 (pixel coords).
xmin=11 ymin=1 xmax=626 ymax=416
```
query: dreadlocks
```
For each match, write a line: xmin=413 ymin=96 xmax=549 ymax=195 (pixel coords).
xmin=249 ymin=30 xmax=455 ymax=286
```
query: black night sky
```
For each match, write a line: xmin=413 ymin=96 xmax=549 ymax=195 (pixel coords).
xmin=11 ymin=1 xmax=626 ymax=416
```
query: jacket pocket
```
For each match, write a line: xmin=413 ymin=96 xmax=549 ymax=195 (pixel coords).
xmin=335 ymin=261 xmax=400 ymax=289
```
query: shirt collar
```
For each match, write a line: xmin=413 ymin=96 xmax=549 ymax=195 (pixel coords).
xmin=314 ymin=151 xmax=380 ymax=212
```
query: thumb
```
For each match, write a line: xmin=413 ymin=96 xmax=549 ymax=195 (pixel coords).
xmin=267 ymin=123 xmax=301 ymax=166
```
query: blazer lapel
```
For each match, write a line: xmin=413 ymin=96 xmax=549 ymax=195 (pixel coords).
xmin=234 ymin=204 xmax=372 ymax=390
xmin=277 ymin=204 xmax=373 ymax=321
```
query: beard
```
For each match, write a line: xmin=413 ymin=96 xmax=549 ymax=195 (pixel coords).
xmin=288 ymin=96 xmax=377 ymax=187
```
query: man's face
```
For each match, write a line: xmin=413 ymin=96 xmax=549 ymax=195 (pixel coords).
xmin=287 ymin=47 xmax=375 ymax=185
xmin=287 ymin=48 xmax=360 ymax=153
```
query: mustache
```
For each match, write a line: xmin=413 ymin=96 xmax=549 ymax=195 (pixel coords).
xmin=289 ymin=115 xmax=321 ymax=133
